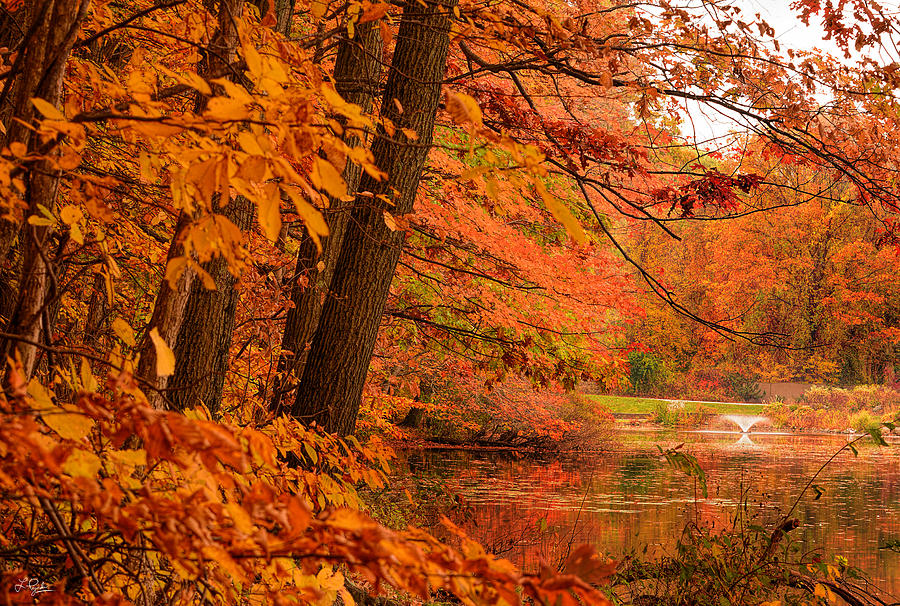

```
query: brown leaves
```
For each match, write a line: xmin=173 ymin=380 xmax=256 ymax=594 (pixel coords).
xmin=359 ymin=2 xmax=390 ymax=23
xmin=0 ymin=369 xmax=617 ymax=605
xmin=562 ymin=544 xmax=617 ymax=585
xmin=446 ymin=91 xmax=483 ymax=127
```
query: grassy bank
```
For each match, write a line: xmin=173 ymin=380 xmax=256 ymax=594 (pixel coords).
xmin=586 ymin=394 xmax=766 ymax=416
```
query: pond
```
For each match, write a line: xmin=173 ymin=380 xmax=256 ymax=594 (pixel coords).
xmin=397 ymin=430 xmax=900 ymax=596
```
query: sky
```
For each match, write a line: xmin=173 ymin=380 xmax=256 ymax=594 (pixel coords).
xmin=676 ymin=0 xmax=900 ymax=144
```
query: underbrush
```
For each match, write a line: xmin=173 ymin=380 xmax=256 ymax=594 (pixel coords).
xmin=765 ymin=385 xmax=900 ymax=431
xmin=361 ymin=377 xmax=615 ymax=450
xmin=611 ymin=514 xmax=868 ymax=606
xmin=651 ymin=400 xmax=712 ymax=428
xmin=609 ymin=438 xmax=896 ymax=605
xmin=624 ymin=356 xmax=764 ymax=403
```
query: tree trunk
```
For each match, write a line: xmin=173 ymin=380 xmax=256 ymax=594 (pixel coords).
xmin=135 ymin=216 xmax=196 ymax=409
xmin=271 ymin=22 xmax=383 ymax=414
xmin=290 ymin=0 xmax=456 ymax=435
xmin=0 ymin=0 xmax=90 ymax=380
xmin=255 ymin=0 xmax=294 ymax=35
xmin=136 ymin=0 xmax=246 ymax=413
xmin=166 ymin=197 xmax=253 ymax=414
xmin=84 ymin=271 xmax=110 ymax=341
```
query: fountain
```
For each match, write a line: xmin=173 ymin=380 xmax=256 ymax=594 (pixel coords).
xmin=722 ymin=414 xmax=769 ymax=433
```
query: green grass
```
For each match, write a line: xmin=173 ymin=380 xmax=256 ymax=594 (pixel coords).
xmin=586 ymin=394 xmax=765 ymax=416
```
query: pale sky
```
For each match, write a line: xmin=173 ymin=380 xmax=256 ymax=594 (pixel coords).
xmin=676 ymin=0 xmax=900 ymax=144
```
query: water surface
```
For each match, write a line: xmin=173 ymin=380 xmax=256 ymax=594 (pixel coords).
xmin=398 ymin=430 xmax=900 ymax=595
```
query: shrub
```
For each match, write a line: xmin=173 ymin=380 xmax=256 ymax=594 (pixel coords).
xmin=628 ymin=351 xmax=669 ymax=395
xmin=850 ymin=410 xmax=880 ymax=433
xmin=726 ymin=373 xmax=764 ymax=402
xmin=652 ymin=401 xmax=679 ymax=426
xmin=651 ymin=401 xmax=707 ymax=428
xmin=767 ymin=385 xmax=900 ymax=431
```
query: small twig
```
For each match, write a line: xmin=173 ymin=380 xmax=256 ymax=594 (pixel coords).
xmin=37 ymin=496 xmax=103 ymax=595
xmin=782 ymin=432 xmax=871 ymax=523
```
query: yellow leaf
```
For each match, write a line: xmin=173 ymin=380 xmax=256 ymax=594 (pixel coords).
xmin=383 ymin=211 xmax=397 ymax=232
xmin=9 ymin=141 xmax=26 ymax=157
xmin=128 ymin=120 xmax=183 ymax=138
xmin=283 ymin=187 xmax=329 ymax=239
xmin=149 ymin=328 xmax=175 ymax=377
xmin=165 ymin=256 xmax=189 ymax=289
xmin=225 ymin=503 xmax=255 ymax=535
xmin=109 ymin=449 xmax=147 ymax=468
xmin=237 ymin=156 xmax=268 ymax=182
xmin=27 ymin=379 xmax=54 ymax=409
xmin=189 ymin=259 xmax=217 ymax=290
xmin=112 ymin=317 xmax=136 ymax=347
xmin=243 ymin=43 xmax=263 ymax=78
xmin=257 ymin=184 xmax=282 ymax=243
xmin=27 ymin=215 xmax=55 ymax=227
xmin=62 ymin=449 xmax=102 ymax=479
xmin=58 ymin=150 xmax=81 ymax=170
xmin=60 ymin=205 xmax=83 ymax=225
xmin=360 ymin=2 xmax=389 ymax=23
xmin=338 ymin=587 xmax=356 ymax=606
xmin=206 ymin=97 xmax=251 ymax=122
xmin=535 ymin=180 xmax=586 ymax=244
xmin=69 ymin=222 xmax=84 ymax=245
xmin=445 ymin=91 xmax=482 ymax=126
xmin=31 ymin=97 xmax=65 ymax=121
xmin=186 ymin=72 xmax=212 ymax=96
xmin=211 ymin=78 xmax=252 ymax=102
xmin=44 ymin=409 xmax=94 ymax=441
xmin=238 ymin=131 xmax=265 ymax=156
xmin=80 ymin=357 xmax=98 ymax=392
xmin=311 ymin=157 xmax=347 ymax=199
xmin=311 ymin=0 xmax=326 ymax=20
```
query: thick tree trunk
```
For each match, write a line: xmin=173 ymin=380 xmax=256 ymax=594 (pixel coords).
xmin=137 ymin=0 xmax=246 ymax=413
xmin=0 ymin=0 xmax=89 ymax=380
xmin=136 ymin=217 xmax=196 ymax=408
xmin=290 ymin=0 xmax=456 ymax=435
xmin=271 ymin=22 xmax=383 ymax=414
xmin=166 ymin=197 xmax=253 ymax=414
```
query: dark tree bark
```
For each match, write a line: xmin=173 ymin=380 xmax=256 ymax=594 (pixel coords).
xmin=0 ymin=0 xmax=90 ymax=380
xmin=290 ymin=0 xmax=456 ymax=435
xmin=137 ymin=0 xmax=247 ymax=413
xmin=255 ymin=0 xmax=294 ymax=35
xmin=165 ymin=197 xmax=253 ymax=414
xmin=271 ymin=22 xmax=383 ymax=414
xmin=84 ymin=272 xmax=110 ymax=339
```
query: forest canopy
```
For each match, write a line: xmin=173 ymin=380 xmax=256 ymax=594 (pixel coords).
xmin=0 ymin=0 xmax=899 ymax=603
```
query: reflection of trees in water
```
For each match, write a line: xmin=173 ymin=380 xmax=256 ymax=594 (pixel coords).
xmin=399 ymin=439 xmax=900 ymax=592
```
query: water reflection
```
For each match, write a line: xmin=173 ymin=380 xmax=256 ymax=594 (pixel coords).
xmin=396 ymin=431 xmax=900 ymax=596
xmin=735 ymin=433 xmax=754 ymax=446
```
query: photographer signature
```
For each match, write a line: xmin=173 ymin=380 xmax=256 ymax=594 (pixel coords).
xmin=13 ymin=576 xmax=51 ymax=597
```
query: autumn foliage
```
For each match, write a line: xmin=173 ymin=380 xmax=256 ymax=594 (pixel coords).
xmin=1 ymin=0 xmax=900 ymax=602
xmin=0 ymin=361 xmax=616 ymax=604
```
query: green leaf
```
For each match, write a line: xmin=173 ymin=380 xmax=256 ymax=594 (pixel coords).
xmin=867 ymin=426 xmax=889 ymax=447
